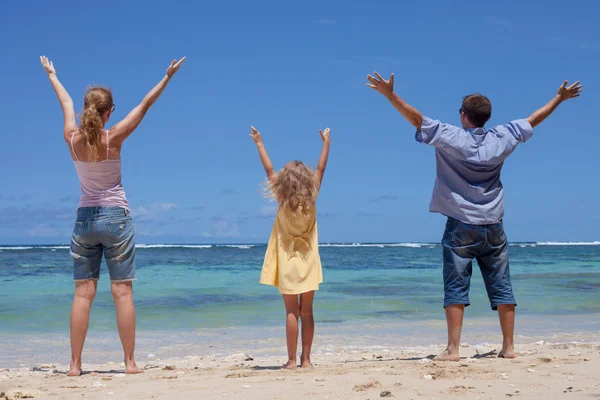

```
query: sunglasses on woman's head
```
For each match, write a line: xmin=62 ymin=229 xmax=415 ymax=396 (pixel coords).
xmin=111 ymin=104 xmax=116 ymax=112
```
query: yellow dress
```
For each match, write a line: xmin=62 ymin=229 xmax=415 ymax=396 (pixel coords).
xmin=260 ymin=206 xmax=323 ymax=295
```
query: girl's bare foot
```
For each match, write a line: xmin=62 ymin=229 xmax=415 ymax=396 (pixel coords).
xmin=433 ymin=348 xmax=460 ymax=362
xmin=125 ymin=361 xmax=144 ymax=374
xmin=67 ymin=362 xmax=82 ymax=377
xmin=300 ymin=358 xmax=313 ymax=368
xmin=281 ymin=360 xmax=297 ymax=370
xmin=498 ymin=348 xmax=517 ymax=359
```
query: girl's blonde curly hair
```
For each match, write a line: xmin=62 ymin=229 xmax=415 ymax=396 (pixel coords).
xmin=267 ymin=160 xmax=319 ymax=219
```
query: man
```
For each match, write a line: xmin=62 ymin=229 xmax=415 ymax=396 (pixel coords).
xmin=367 ymin=72 xmax=582 ymax=360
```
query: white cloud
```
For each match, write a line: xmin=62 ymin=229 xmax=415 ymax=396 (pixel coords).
xmin=489 ymin=17 xmax=512 ymax=29
xmin=259 ymin=204 xmax=278 ymax=218
xmin=210 ymin=217 xmax=241 ymax=238
xmin=132 ymin=203 xmax=177 ymax=223
xmin=547 ymin=37 xmax=600 ymax=51
xmin=25 ymin=224 xmax=61 ymax=237
xmin=317 ymin=19 xmax=336 ymax=24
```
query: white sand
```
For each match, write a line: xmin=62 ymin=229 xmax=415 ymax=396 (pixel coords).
xmin=2 ymin=340 xmax=599 ymax=399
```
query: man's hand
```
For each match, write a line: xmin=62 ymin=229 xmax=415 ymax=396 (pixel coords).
xmin=40 ymin=55 xmax=56 ymax=75
xmin=366 ymin=72 xmax=395 ymax=97
xmin=250 ymin=126 xmax=263 ymax=145
xmin=166 ymin=57 xmax=186 ymax=79
xmin=366 ymin=71 xmax=423 ymax=129
xmin=528 ymin=80 xmax=582 ymax=128
xmin=319 ymin=128 xmax=331 ymax=143
xmin=557 ymin=80 xmax=582 ymax=101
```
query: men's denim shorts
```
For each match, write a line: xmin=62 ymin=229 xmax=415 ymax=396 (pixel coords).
xmin=441 ymin=217 xmax=516 ymax=310
xmin=70 ymin=207 xmax=136 ymax=282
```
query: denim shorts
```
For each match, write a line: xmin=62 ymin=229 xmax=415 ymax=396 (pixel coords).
xmin=441 ymin=217 xmax=516 ymax=310
xmin=70 ymin=207 xmax=136 ymax=282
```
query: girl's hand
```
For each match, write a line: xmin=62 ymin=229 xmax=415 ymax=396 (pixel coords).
xmin=250 ymin=126 xmax=263 ymax=145
xmin=166 ymin=57 xmax=186 ymax=78
xmin=40 ymin=55 xmax=56 ymax=75
xmin=319 ymin=127 xmax=331 ymax=143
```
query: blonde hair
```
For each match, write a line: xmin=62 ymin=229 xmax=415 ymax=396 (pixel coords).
xmin=267 ymin=161 xmax=319 ymax=219
xmin=78 ymin=86 xmax=113 ymax=162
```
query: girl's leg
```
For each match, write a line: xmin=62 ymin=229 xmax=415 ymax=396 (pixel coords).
xmin=299 ymin=291 xmax=315 ymax=368
xmin=111 ymin=281 xmax=143 ymax=374
xmin=69 ymin=280 xmax=98 ymax=376
xmin=282 ymin=294 xmax=300 ymax=369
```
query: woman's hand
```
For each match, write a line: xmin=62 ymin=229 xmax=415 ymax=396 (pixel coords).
xmin=250 ymin=126 xmax=264 ymax=145
xmin=167 ymin=57 xmax=186 ymax=78
xmin=40 ymin=56 xmax=56 ymax=75
xmin=319 ymin=127 xmax=331 ymax=143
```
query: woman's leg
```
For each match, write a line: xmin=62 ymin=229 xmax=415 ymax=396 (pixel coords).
xmin=282 ymin=294 xmax=300 ymax=369
xmin=69 ymin=279 xmax=98 ymax=376
xmin=111 ymin=281 xmax=142 ymax=374
xmin=299 ymin=291 xmax=315 ymax=367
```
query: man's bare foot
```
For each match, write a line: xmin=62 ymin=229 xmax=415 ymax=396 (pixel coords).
xmin=433 ymin=349 xmax=460 ymax=362
xmin=281 ymin=360 xmax=297 ymax=370
xmin=300 ymin=358 xmax=313 ymax=368
xmin=498 ymin=348 xmax=517 ymax=359
xmin=125 ymin=361 xmax=144 ymax=374
xmin=67 ymin=362 xmax=82 ymax=377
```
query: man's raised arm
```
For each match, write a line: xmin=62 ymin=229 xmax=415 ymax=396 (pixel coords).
xmin=527 ymin=80 xmax=582 ymax=128
xmin=367 ymin=72 xmax=423 ymax=130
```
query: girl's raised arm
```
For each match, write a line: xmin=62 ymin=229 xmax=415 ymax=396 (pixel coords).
xmin=314 ymin=128 xmax=331 ymax=185
xmin=111 ymin=57 xmax=186 ymax=144
xmin=40 ymin=56 xmax=78 ymax=139
xmin=249 ymin=126 xmax=276 ymax=182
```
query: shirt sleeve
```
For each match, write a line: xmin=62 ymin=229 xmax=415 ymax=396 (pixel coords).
xmin=415 ymin=116 xmax=465 ymax=149
xmin=480 ymin=119 xmax=534 ymax=162
xmin=493 ymin=119 xmax=534 ymax=143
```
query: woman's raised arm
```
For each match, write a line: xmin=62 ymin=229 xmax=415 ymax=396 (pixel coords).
xmin=111 ymin=57 xmax=186 ymax=144
xmin=40 ymin=56 xmax=78 ymax=139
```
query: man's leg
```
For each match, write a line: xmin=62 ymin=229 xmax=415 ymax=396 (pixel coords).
xmin=435 ymin=218 xmax=481 ymax=361
xmin=477 ymin=221 xmax=516 ymax=358
xmin=437 ymin=304 xmax=465 ymax=361
xmin=497 ymin=304 xmax=516 ymax=358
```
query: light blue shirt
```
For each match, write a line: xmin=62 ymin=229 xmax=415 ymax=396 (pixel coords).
xmin=416 ymin=117 xmax=534 ymax=225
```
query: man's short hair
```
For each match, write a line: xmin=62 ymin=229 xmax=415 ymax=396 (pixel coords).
xmin=461 ymin=94 xmax=492 ymax=127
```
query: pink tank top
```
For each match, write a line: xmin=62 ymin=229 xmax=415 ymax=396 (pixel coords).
xmin=71 ymin=131 xmax=129 ymax=211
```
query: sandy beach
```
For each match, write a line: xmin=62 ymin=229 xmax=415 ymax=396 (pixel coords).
xmin=2 ymin=339 xmax=599 ymax=400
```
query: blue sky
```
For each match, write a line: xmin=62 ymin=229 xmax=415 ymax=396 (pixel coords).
xmin=0 ymin=0 xmax=598 ymax=244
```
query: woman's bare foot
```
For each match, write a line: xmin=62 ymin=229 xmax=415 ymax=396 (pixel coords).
xmin=300 ymin=357 xmax=313 ymax=368
xmin=498 ymin=348 xmax=517 ymax=359
xmin=67 ymin=362 xmax=82 ymax=377
xmin=281 ymin=360 xmax=297 ymax=370
xmin=433 ymin=348 xmax=460 ymax=362
xmin=125 ymin=361 xmax=144 ymax=374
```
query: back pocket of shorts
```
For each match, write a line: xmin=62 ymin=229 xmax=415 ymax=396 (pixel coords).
xmin=487 ymin=223 xmax=507 ymax=247
xmin=452 ymin=224 xmax=479 ymax=247
xmin=106 ymin=218 xmax=134 ymax=241
xmin=72 ymin=221 xmax=86 ymax=241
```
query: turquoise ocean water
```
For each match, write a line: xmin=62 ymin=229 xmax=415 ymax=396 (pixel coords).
xmin=1 ymin=242 xmax=599 ymax=367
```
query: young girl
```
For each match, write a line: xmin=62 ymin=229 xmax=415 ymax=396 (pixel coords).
xmin=40 ymin=55 xmax=185 ymax=376
xmin=249 ymin=126 xmax=331 ymax=370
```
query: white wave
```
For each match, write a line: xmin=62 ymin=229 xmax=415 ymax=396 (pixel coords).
xmin=319 ymin=243 xmax=430 ymax=248
xmin=0 ymin=246 xmax=69 ymax=250
xmin=535 ymin=241 xmax=600 ymax=246
xmin=387 ymin=243 xmax=429 ymax=248
xmin=216 ymin=245 xmax=255 ymax=249
xmin=320 ymin=243 xmax=383 ymax=248
xmin=135 ymin=244 xmax=213 ymax=249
